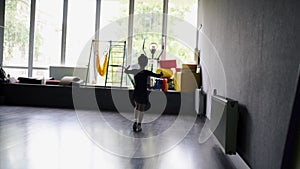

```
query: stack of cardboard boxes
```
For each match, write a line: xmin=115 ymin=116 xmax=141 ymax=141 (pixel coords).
xmin=174 ymin=64 xmax=201 ymax=92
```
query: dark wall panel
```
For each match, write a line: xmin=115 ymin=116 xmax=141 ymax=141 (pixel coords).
xmin=0 ymin=84 xmax=186 ymax=115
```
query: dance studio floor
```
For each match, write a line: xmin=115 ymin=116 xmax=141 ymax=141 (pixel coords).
xmin=0 ymin=106 xmax=247 ymax=169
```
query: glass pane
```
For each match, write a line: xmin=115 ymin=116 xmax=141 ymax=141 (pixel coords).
xmin=32 ymin=69 xmax=49 ymax=78
xmin=133 ymin=0 xmax=163 ymax=71
xmin=3 ymin=0 xmax=31 ymax=67
xmin=166 ymin=37 xmax=194 ymax=67
xmin=98 ymin=0 xmax=129 ymax=42
xmin=168 ymin=0 xmax=197 ymax=28
xmin=100 ymin=0 xmax=129 ymax=29
xmin=66 ymin=0 xmax=96 ymax=66
xmin=33 ymin=0 xmax=63 ymax=67
xmin=167 ymin=0 xmax=198 ymax=65
xmin=4 ymin=68 xmax=28 ymax=78
xmin=86 ymin=0 xmax=129 ymax=86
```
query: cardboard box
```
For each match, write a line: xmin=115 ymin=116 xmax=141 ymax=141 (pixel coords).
xmin=181 ymin=72 xmax=201 ymax=92
xmin=182 ymin=63 xmax=197 ymax=73
xmin=174 ymin=72 xmax=181 ymax=91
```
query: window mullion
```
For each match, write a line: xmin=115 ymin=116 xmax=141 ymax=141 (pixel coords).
xmin=61 ymin=0 xmax=68 ymax=65
xmin=28 ymin=0 xmax=36 ymax=77
xmin=162 ymin=0 xmax=168 ymax=60
xmin=0 ymin=0 xmax=4 ymax=66
xmin=127 ymin=0 xmax=134 ymax=65
xmin=95 ymin=0 xmax=101 ymax=40
xmin=195 ymin=0 xmax=202 ymax=64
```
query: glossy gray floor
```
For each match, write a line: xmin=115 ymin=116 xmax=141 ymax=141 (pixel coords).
xmin=0 ymin=106 xmax=245 ymax=169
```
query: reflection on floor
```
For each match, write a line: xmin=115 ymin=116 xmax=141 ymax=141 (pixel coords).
xmin=0 ymin=106 xmax=241 ymax=169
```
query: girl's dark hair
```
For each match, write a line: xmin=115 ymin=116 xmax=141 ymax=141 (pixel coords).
xmin=138 ymin=54 xmax=148 ymax=68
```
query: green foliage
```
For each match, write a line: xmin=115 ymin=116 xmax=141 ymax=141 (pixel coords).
xmin=119 ymin=0 xmax=196 ymax=64
xmin=4 ymin=0 xmax=42 ymax=63
xmin=4 ymin=0 xmax=28 ymax=60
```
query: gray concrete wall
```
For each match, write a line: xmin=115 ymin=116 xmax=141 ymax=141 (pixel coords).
xmin=198 ymin=0 xmax=300 ymax=168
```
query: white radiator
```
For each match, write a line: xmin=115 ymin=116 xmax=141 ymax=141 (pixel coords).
xmin=195 ymin=88 xmax=205 ymax=115
xmin=210 ymin=95 xmax=239 ymax=155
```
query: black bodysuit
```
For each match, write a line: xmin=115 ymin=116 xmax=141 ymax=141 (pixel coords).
xmin=132 ymin=70 xmax=161 ymax=104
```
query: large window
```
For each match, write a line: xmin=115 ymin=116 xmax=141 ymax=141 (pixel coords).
xmin=3 ymin=0 xmax=31 ymax=77
xmin=167 ymin=0 xmax=198 ymax=66
xmin=1 ymin=0 xmax=200 ymax=81
xmin=32 ymin=0 xmax=63 ymax=77
xmin=132 ymin=0 xmax=163 ymax=70
xmin=33 ymin=0 xmax=63 ymax=68
xmin=88 ymin=0 xmax=129 ymax=86
xmin=65 ymin=0 xmax=96 ymax=66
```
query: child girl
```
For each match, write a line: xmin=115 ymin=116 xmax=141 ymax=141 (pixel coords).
xmin=124 ymin=54 xmax=162 ymax=132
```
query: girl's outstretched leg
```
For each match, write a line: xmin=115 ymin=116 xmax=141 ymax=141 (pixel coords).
xmin=134 ymin=107 xmax=138 ymax=123
xmin=133 ymin=107 xmax=138 ymax=131
xmin=135 ymin=111 xmax=143 ymax=132
xmin=137 ymin=111 xmax=144 ymax=125
xmin=136 ymin=104 xmax=145 ymax=132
